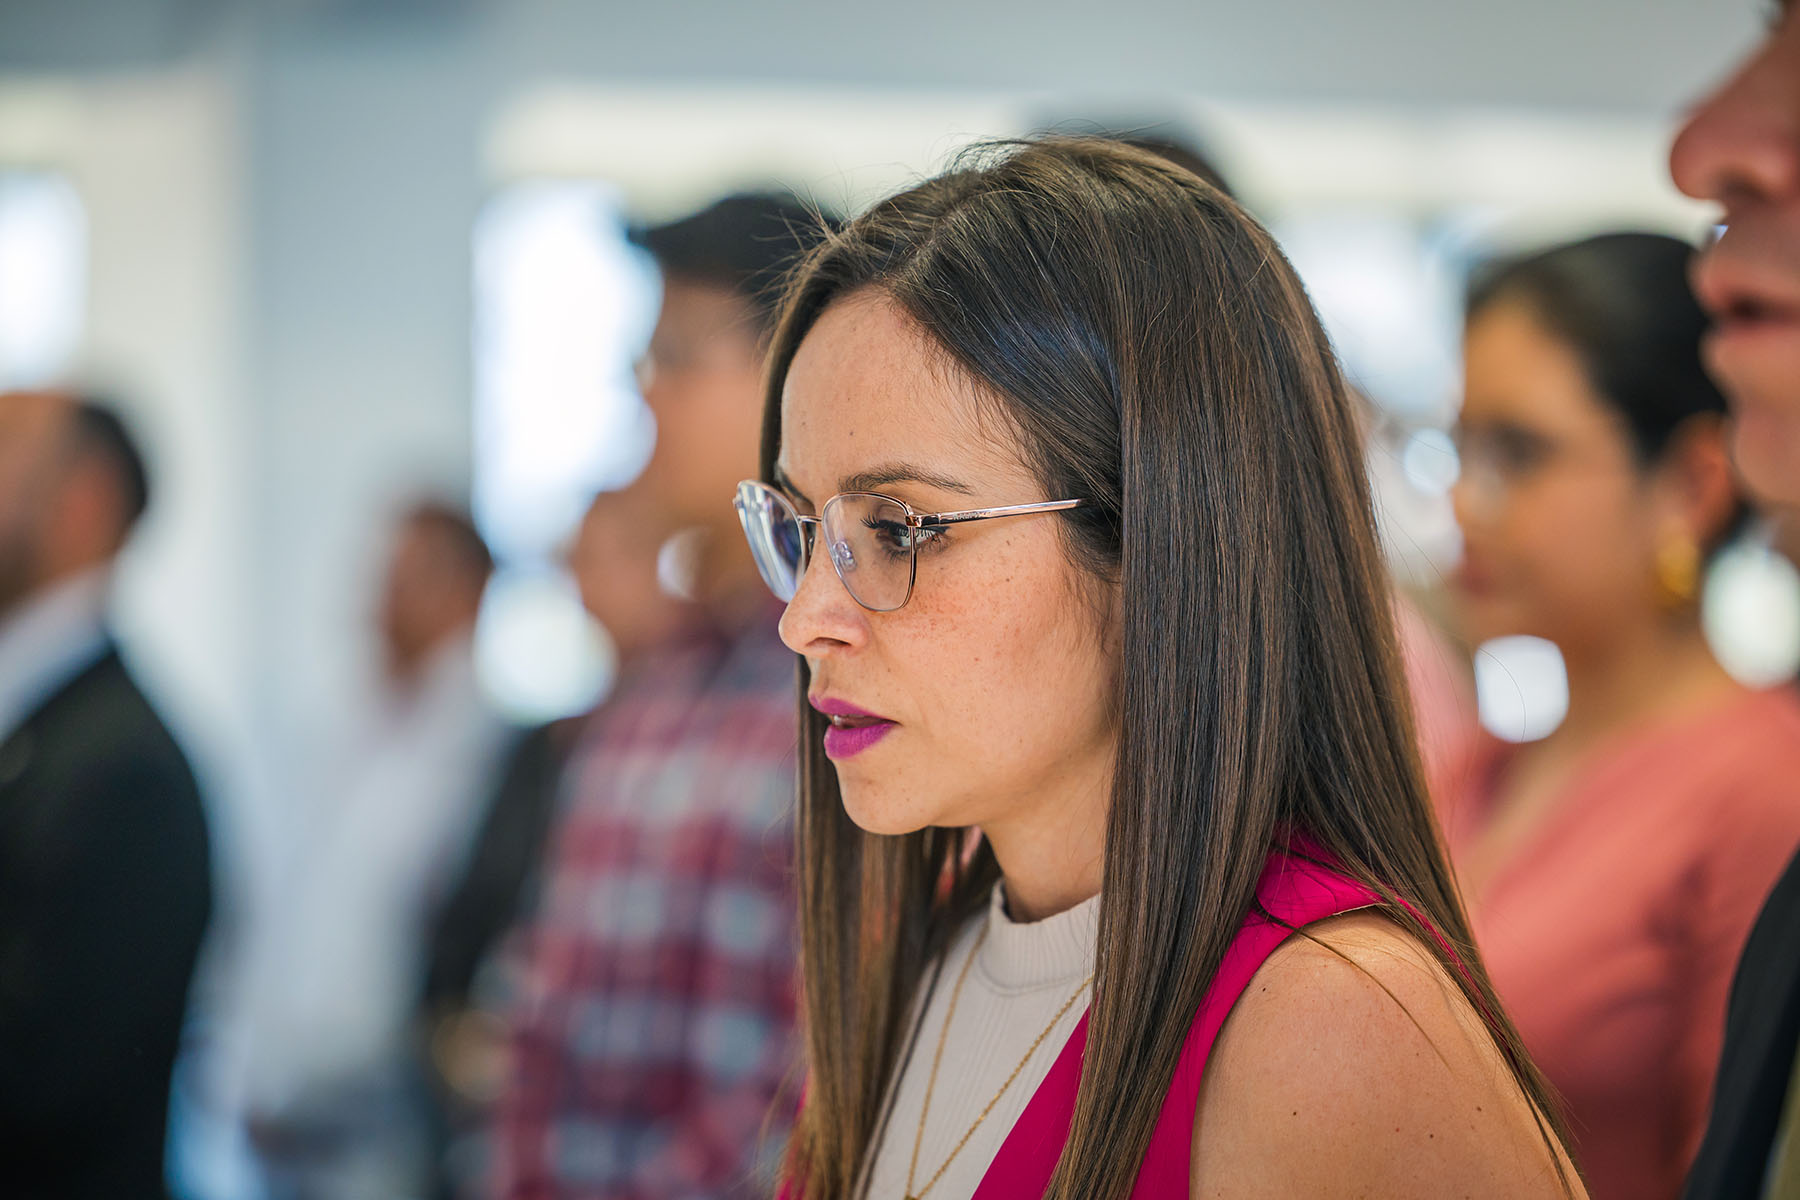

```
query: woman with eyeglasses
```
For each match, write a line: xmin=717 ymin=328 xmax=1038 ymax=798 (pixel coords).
xmin=1439 ymin=232 xmax=1800 ymax=1200
xmin=735 ymin=138 xmax=1584 ymax=1199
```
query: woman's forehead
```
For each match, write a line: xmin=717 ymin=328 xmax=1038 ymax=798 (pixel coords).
xmin=777 ymin=292 xmax=1032 ymax=499
xmin=1463 ymin=303 xmax=1620 ymax=439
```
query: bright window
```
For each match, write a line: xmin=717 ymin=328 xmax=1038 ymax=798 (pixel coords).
xmin=470 ymin=180 xmax=660 ymax=722
xmin=0 ymin=171 xmax=85 ymax=387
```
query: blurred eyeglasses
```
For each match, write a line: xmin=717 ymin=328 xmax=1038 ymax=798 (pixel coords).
xmin=1450 ymin=422 xmax=1633 ymax=509
xmin=733 ymin=479 xmax=1085 ymax=613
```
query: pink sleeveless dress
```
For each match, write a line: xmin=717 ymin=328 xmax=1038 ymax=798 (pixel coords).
xmin=779 ymin=848 xmax=1383 ymax=1199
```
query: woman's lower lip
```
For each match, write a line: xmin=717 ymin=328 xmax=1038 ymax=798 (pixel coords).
xmin=823 ymin=720 xmax=895 ymax=759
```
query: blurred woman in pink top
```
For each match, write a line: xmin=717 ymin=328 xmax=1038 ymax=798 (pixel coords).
xmin=1441 ymin=232 xmax=1800 ymax=1200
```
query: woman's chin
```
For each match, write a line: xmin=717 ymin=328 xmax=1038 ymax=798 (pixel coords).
xmin=1732 ymin=404 xmax=1800 ymax=509
xmin=837 ymin=782 xmax=939 ymax=837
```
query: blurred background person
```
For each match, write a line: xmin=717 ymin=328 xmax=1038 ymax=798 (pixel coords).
xmin=491 ymin=192 xmax=830 ymax=1200
xmin=419 ymin=483 xmax=688 ymax=1199
xmin=245 ymin=500 xmax=512 ymax=1200
xmin=1436 ymin=232 xmax=1800 ymax=1200
xmin=564 ymin=482 xmax=692 ymax=664
xmin=1670 ymin=9 xmax=1800 ymax=1195
xmin=0 ymin=389 xmax=214 ymax=1199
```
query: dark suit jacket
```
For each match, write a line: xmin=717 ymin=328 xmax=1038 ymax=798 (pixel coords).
xmin=0 ymin=647 xmax=213 ymax=1200
xmin=1685 ymin=844 xmax=1800 ymax=1199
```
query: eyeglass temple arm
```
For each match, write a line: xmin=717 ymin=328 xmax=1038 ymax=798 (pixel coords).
xmin=912 ymin=498 xmax=1086 ymax=528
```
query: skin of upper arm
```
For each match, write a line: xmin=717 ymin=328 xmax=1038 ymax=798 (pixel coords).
xmin=1188 ymin=912 xmax=1584 ymax=1200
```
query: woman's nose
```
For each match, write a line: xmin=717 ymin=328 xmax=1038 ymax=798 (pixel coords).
xmin=777 ymin=542 xmax=869 ymax=657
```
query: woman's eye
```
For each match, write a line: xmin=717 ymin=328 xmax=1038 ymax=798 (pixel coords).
xmin=909 ymin=525 xmax=945 ymax=552
xmin=865 ymin=519 xmax=915 ymax=555
xmin=1494 ymin=431 xmax=1551 ymax=474
xmin=864 ymin=519 xmax=945 ymax=557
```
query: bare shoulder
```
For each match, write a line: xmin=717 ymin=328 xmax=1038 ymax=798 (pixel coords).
xmin=1188 ymin=911 xmax=1583 ymax=1200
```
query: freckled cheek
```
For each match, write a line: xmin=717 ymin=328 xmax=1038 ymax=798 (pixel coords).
xmin=878 ymin=593 xmax=991 ymax=747
xmin=893 ymin=549 xmax=1083 ymax=756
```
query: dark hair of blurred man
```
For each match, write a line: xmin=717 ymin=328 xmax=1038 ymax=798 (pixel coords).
xmin=491 ymin=192 xmax=833 ymax=1200
xmin=1671 ymin=8 xmax=1800 ymax=1197
xmin=0 ymin=389 xmax=213 ymax=1200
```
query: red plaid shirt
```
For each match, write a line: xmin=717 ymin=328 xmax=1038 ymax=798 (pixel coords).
xmin=494 ymin=608 xmax=799 ymax=1200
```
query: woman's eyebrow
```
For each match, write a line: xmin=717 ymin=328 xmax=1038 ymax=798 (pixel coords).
xmin=840 ymin=462 xmax=974 ymax=496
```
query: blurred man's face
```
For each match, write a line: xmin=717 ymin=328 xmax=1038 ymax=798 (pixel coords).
xmin=375 ymin=518 xmax=484 ymax=685
xmin=1671 ymin=4 xmax=1800 ymax=505
xmin=0 ymin=393 xmax=74 ymax=614
xmin=635 ymin=278 xmax=767 ymax=533
xmin=567 ymin=491 xmax=680 ymax=661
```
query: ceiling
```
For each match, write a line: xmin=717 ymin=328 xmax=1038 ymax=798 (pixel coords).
xmin=0 ymin=0 xmax=1770 ymax=117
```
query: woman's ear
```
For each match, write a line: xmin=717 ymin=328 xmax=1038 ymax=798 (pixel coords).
xmin=1654 ymin=414 xmax=1743 ymax=551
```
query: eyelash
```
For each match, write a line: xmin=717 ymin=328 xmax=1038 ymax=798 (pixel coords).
xmin=862 ymin=516 xmax=949 ymax=558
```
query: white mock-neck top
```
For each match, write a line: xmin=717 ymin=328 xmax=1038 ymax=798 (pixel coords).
xmin=862 ymin=882 xmax=1100 ymax=1200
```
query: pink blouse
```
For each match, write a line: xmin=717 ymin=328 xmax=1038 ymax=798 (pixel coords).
xmin=1435 ymin=685 xmax=1800 ymax=1200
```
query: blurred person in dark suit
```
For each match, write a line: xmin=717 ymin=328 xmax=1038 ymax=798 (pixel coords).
xmin=492 ymin=193 xmax=831 ymax=1200
xmin=1671 ymin=6 xmax=1800 ymax=1195
xmin=246 ymin=500 xmax=511 ymax=1200
xmin=0 ymin=388 xmax=214 ymax=1199
xmin=420 ymin=484 xmax=689 ymax=1198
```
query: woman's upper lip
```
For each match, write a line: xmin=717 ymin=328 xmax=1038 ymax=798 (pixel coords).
xmin=1693 ymin=244 xmax=1800 ymax=326
xmin=808 ymin=694 xmax=892 ymax=722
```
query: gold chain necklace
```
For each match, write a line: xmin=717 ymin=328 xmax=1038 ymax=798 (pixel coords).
xmin=903 ymin=922 xmax=1095 ymax=1200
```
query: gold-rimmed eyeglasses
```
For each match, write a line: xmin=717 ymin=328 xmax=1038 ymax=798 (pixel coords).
xmin=732 ymin=479 xmax=1086 ymax=613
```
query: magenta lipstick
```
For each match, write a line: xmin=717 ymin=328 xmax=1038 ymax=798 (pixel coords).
xmin=809 ymin=695 xmax=897 ymax=760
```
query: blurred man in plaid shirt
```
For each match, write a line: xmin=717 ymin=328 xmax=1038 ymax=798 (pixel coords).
xmin=492 ymin=193 xmax=832 ymax=1200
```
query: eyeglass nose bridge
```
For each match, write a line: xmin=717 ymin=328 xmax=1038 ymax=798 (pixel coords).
xmin=793 ymin=513 xmax=822 ymax=564
xmin=788 ymin=514 xmax=831 ymax=593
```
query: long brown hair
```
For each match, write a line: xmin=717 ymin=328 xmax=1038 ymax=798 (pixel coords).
xmin=760 ymin=136 xmax=1573 ymax=1199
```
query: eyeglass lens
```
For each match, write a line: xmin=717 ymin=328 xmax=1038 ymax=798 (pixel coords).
xmin=734 ymin=481 xmax=804 ymax=602
xmin=733 ymin=482 xmax=919 ymax=612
